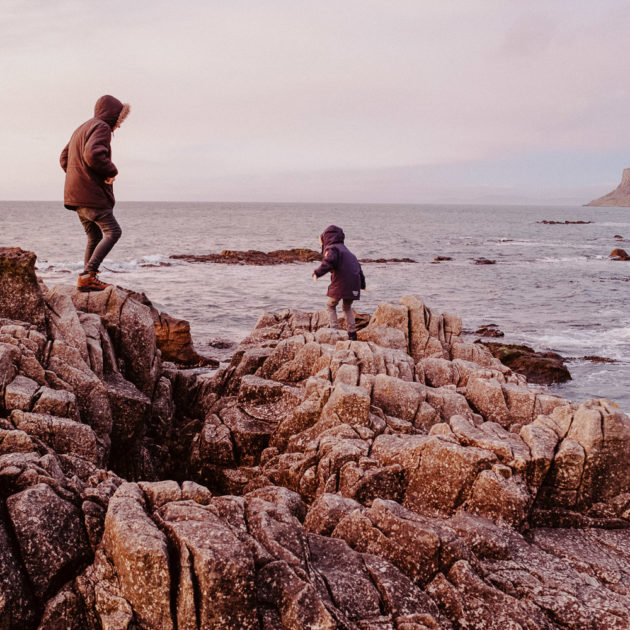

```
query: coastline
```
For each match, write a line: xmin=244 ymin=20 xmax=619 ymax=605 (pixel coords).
xmin=6 ymin=200 xmax=627 ymax=411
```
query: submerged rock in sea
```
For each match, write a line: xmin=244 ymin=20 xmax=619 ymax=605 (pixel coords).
xmin=537 ymin=220 xmax=593 ymax=225
xmin=171 ymin=249 xmax=418 ymax=265
xmin=2 ymin=247 xmax=630 ymax=629
xmin=171 ymin=248 xmax=322 ymax=265
xmin=479 ymin=340 xmax=571 ymax=385
xmin=610 ymin=248 xmax=630 ymax=261
xmin=475 ymin=324 xmax=504 ymax=338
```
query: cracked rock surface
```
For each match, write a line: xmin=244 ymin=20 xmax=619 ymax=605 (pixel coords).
xmin=2 ymin=247 xmax=630 ymax=629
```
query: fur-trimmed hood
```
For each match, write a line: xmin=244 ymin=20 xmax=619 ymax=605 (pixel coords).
xmin=94 ymin=95 xmax=131 ymax=130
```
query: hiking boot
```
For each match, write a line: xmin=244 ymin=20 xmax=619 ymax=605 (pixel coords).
xmin=348 ymin=331 xmax=357 ymax=341
xmin=77 ymin=271 xmax=111 ymax=292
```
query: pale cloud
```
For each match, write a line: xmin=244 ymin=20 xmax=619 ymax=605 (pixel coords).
xmin=1 ymin=0 xmax=629 ymax=202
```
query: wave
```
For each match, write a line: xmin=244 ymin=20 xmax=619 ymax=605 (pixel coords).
xmin=516 ymin=326 xmax=630 ymax=362
xmin=36 ymin=254 xmax=182 ymax=274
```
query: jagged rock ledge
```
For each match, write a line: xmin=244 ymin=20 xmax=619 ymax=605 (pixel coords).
xmin=2 ymin=246 xmax=630 ymax=629
xmin=171 ymin=248 xmax=417 ymax=265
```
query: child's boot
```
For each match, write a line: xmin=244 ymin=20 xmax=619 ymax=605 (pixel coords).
xmin=348 ymin=331 xmax=357 ymax=341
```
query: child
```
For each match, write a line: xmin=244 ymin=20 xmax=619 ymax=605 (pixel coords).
xmin=312 ymin=225 xmax=366 ymax=341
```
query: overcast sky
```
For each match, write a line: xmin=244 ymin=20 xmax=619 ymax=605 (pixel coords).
xmin=2 ymin=0 xmax=630 ymax=204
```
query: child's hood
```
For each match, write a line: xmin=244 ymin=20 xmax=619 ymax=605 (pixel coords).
xmin=320 ymin=225 xmax=345 ymax=248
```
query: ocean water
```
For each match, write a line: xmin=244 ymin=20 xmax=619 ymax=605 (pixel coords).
xmin=2 ymin=200 xmax=629 ymax=411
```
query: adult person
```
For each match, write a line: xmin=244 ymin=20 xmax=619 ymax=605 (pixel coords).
xmin=60 ymin=95 xmax=130 ymax=291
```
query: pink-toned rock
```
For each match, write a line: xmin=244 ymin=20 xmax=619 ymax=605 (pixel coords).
xmin=358 ymin=324 xmax=408 ymax=351
xmin=103 ymin=483 xmax=173 ymax=630
xmin=0 ymin=247 xmax=48 ymax=333
xmin=321 ymin=381 xmax=371 ymax=427
xmin=372 ymin=374 xmax=425 ymax=422
xmin=465 ymin=377 xmax=510 ymax=426
xmin=7 ymin=483 xmax=90 ymax=598
xmin=405 ymin=437 xmax=497 ymax=515
xmin=466 ymin=464 xmax=531 ymax=527
xmin=159 ymin=499 xmax=259 ymax=629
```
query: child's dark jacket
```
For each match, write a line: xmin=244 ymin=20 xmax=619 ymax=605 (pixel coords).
xmin=313 ymin=225 xmax=366 ymax=300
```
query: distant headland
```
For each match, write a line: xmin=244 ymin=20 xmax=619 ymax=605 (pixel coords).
xmin=586 ymin=168 xmax=630 ymax=206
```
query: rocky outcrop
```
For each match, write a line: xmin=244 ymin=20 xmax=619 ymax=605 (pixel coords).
xmin=2 ymin=247 xmax=630 ymax=629
xmin=587 ymin=168 xmax=630 ymax=206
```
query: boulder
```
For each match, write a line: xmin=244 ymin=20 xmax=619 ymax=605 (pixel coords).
xmin=0 ymin=515 xmax=37 ymax=628
xmin=153 ymin=309 xmax=217 ymax=367
xmin=4 ymin=375 xmax=39 ymax=411
xmin=321 ymin=381 xmax=371 ymax=427
xmin=45 ymin=286 xmax=89 ymax=364
xmin=610 ymin=248 xmax=630 ymax=261
xmin=372 ymin=374 xmax=424 ymax=423
xmin=466 ymin=465 xmax=531 ymax=527
xmin=465 ymin=377 xmax=510 ymax=426
xmin=405 ymin=437 xmax=497 ymax=515
xmin=103 ymin=483 xmax=173 ymax=630
xmin=72 ymin=287 xmax=161 ymax=397
xmin=7 ymin=483 xmax=90 ymax=598
xmin=480 ymin=341 xmax=571 ymax=385
xmin=566 ymin=399 xmax=630 ymax=507
xmin=158 ymin=499 xmax=259 ymax=629
xmin=10 ymin=410 xmax=101 ymax=465
xmin=0 ymin=247 xmax=47 ymax=333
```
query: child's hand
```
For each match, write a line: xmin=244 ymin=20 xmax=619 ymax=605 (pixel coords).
xmin=312 ymin=273 xmax=318 ymax=281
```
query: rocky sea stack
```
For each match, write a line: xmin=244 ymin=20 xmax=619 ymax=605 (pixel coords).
xmin=586 ymin=168 xmax=630 ymax=206
xmin=2 ymin=247 xmax=630 ymax=629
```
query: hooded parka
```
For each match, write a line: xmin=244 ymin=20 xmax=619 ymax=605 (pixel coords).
xmin=60 ymin=95 xmax=129 ymax=210
xmin=313 ymin=225 xmax=366 ymax=300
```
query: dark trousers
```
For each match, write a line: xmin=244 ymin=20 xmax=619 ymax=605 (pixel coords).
xmin=327 ymin=297 xmax=356 ymax=333
xmin=77 ymin=207 xmax=122 ymax=273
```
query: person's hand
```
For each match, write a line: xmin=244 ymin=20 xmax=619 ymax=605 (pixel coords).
xmin=105 ymin=177 xmax=116 ymax=184
xmin=312 ymin=273 xmax=318 ymax=281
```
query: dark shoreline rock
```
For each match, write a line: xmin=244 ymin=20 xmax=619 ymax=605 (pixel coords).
xmin=359 ymin=257 xmax=417 ymax=263
xmin=537 ymin=220 xmax=593 ymax=225
xmin=610 ymin=248 xmax=630 ymax=261
xmin=171 ymin=249 xmax=418 ymax=265
xmin=171 ymin=248 xmax=322 ymax=265
xmin=473 ymin=258 xmax=496 ymax=265
xmin=579 ymin=355 xmax=618 ymax=364
xmin=477 ymin=340 xmax=571 ymax=384
xmin=475 ymin=324 xmax=504 ymax=338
